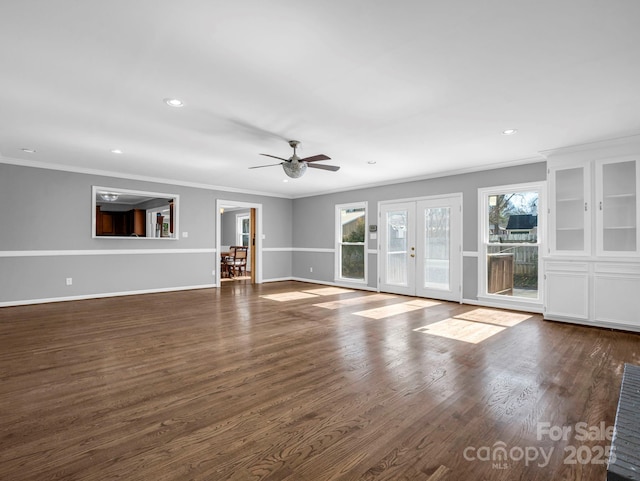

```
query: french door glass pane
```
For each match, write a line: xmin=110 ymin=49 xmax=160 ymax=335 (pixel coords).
xmin=424 ymin=207 xmax=450 ymax=290
xmin=386 ymin=210 xmax=408 ymax=285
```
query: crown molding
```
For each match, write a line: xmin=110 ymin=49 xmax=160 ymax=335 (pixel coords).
xmin=291 ymin=155 xmax=545 ymax=199
xmin=538 ymin=132 xmax=640 ymax=159
xmin=0 ymin=155 xmax=293 ymax=199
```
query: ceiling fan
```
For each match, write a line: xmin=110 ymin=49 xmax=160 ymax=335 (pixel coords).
xmin=249 ymin=140 xmax=340 ymax=178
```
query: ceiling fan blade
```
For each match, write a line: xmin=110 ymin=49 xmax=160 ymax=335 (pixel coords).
xmin=307 ymin=163 xmax=340 ymax=172
xmin=249 ymin=162 xmax=283 ymax=169
xmin=300 ymin=154 xmax=331 ymax=163
xmin=259 ymin=153 xmax=290 ymax=162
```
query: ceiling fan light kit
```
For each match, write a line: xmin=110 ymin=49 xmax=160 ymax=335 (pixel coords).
xmin=250 ymin=140 xmax=340 ymax=179
xmin=283 ymin=160 xmax=307 ymax=178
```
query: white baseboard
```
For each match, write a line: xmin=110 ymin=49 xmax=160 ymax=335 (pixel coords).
xmin=261 ymin=277 xmax=296 ymax=283
xmin=0 ymin=284 xmax=216 ymax=308
xmin=543 ymin=315 xmax=640 ymax=334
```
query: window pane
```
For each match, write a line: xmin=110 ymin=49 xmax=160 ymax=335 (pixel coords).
xmin=424 ymin=207 xmax=450 ymax=290
xmin=386 ymin=210 xmax=408 ymax=285
xmin=488 ymin=192 xmax=539 ymax=244
xmin=341 ymin=245 xmax=365 ymax=279
xmin=487 ymin=245 xmax=538 ymax=298
xmin=341 ymin=208 xmax=365 ymax=243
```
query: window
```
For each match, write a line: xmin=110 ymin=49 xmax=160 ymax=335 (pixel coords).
xmin=479 ymin=183 xmax=544 ymax=304
xmin=236 ymin=214 xmax=250 ymax=247
xmin=336 ymin=203 xmax=367 ymax=282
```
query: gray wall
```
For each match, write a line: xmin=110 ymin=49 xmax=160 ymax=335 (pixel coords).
xmin=0 ymin=160 xmax=545 ymax=305
xmin=291 ymin=162 xmax=547 ymax=300
xmin=0 ymin=163 xmax=293 ymax=305
xmin=221 ymin=208 xmax=250 ymax=246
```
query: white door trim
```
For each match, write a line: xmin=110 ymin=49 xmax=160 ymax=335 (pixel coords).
xmin=216 ymin=199 xmax=263 ymax=286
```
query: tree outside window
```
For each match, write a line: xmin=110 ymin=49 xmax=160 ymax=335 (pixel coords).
xmin=338 ymin=205 xmax=366 ymax=281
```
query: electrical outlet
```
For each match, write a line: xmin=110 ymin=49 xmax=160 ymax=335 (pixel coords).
xmin=212 ymin=270 xmax=216 ymax=276
xmin=309 ymin=267 xmax=313 ymax=273
xmin=182 ymin=232 xmax=189 ymax=238
xmin=65 ymin=277 xmax=73 ymax=286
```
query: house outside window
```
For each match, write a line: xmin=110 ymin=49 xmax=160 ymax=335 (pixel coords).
xmin=336 ymin=203 xmax=367 ymax=282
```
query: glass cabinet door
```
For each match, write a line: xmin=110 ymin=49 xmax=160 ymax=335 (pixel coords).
xmin=596 ymin=159 xmax=639 ymax=255
xmin=551 ymin=165 xmax=590 ymax=255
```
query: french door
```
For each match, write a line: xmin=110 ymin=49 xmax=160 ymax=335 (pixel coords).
xmin=379 ymin=195 xmax=462 ymax=301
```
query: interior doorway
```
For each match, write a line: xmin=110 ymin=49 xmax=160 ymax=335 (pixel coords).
xmin=216 ymin=199 xmax=262 ymax=286
xmin=379 ymin=194 xmax=462 ymax=302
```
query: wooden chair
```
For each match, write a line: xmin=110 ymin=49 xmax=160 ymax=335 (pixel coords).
xmin=231 ymin=246 xmax=248 ymax=277
xmin=221 ymin=246 xmax=236 ymax=278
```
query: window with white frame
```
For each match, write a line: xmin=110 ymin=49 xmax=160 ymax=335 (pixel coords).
xmin=336 ymin=203 xmax=367 ymax=282
xmin=479 ymin=183 xmax=544 ymax=303
xmin=236 ymin=214 xmax=250 ymax=247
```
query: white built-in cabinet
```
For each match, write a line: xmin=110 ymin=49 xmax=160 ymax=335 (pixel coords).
xmin=545 ymin=154 xmax=640 ymax=332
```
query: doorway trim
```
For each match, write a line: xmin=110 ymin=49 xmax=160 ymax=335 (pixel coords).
xmin=216 ymin=199 xmax=263 ymax=286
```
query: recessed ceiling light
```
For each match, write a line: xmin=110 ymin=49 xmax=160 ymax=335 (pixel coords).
xmin=21 ymin=148 xmax=36 ymax=153
xmin=164 ymin=98 xmax=184 ymax=108
xmin=111 ymin=149 xmax=123 ymax=154
xmin=282 ymin=179 xmax=289 ymax=183
xmin=502 ymin=129 xmax=518 ymax=135
xmin=367 ymin=160 xmax=377 ymax=165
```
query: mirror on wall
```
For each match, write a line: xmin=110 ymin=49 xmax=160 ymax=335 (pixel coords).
xmin=92 ymin=186 xmax=179 ymax=239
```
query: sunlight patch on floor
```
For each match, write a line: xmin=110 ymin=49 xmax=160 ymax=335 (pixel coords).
xmin=454 ymin=308 xmax=531 ymax=327
xmin=260 ymin=291 xmax=319 ymax=302
xmin=414 ymin=318 xmax=506 ymax=344
xmin=405 ymin=299 xmax=443 ymax=308
xmin=303 ymin=287 xmax=354 ymax=296
xmin=413 ymin=308 xmax=530 ymax=344
xmin=314 ymin=293 xmax=397 ymax=310
xmin=354 ymin=299 xmax=442 ymax=320
xmin=261 ymin=287 xmax=354 ymax=302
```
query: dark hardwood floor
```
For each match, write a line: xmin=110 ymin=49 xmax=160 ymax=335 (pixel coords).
xmin=1 ymin=281 xmax=638 ymax=480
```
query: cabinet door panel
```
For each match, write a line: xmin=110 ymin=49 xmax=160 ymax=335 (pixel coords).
xmin=550 ymin=165 xmax=590 ymax=255
xmin=596 ymin=159 xmax=639 ymax=255
xmin=545 ymin=270 xmax=589 ymax=320
xmin=594 ymin=275 xmax=640 ymax=326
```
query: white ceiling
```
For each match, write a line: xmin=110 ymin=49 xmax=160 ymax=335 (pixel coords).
xmin=2 ymin=1 xmax=640 ymax=198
